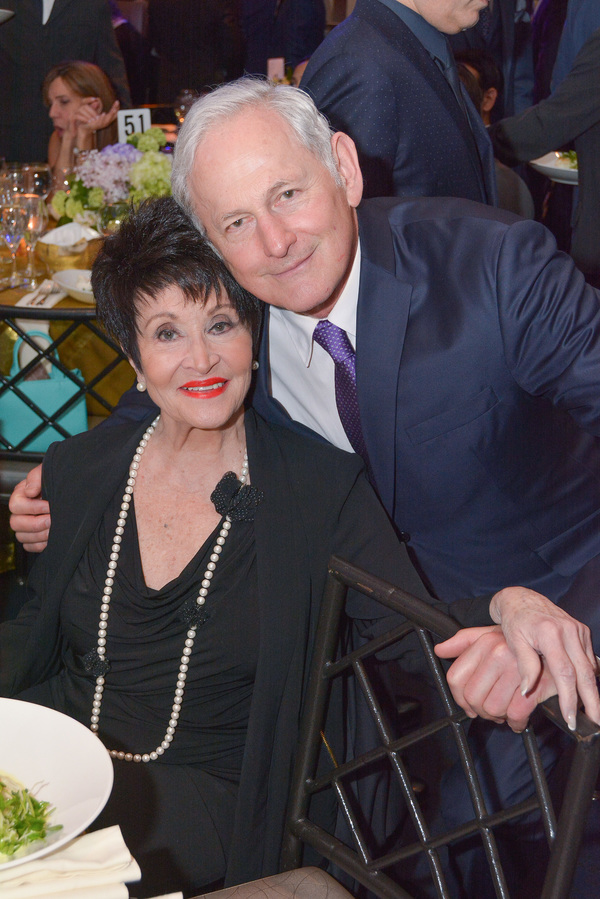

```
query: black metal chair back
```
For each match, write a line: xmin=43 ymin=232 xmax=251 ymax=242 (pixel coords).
xmin=0 ymin=304 xmax=131 ymax=461
xmin=282 ymin=556 xmax=600 ymax=899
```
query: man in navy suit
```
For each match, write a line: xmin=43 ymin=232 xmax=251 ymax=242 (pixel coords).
xmin=301 ymin=0 xmax=498 ymax=201
xmin=11 ymin=77 xmax=600 ymax=893
xmin=12 ymin=76 xmax=600 ymax=728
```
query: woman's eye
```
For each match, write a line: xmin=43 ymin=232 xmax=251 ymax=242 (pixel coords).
xmin=210 ymin=320 xmax=232 ymax=334
xmin=157 ymin=328 xmax=176 ymax=341
xmin=282 ymin=189 xmax=295 ymax=199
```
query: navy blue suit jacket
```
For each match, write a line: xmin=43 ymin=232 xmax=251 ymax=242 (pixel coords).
xmin=301 ymin=0 xmax=497 ymax=203
xmin=252 ymin=198 xmax=600 ymax=609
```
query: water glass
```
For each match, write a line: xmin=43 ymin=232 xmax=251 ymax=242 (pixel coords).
xmin=23 ymin=163 xmax=52 ymax=200
xmin=0 ymin=164 xmax=25 ymax=202
xmin=1 ymin=204 xmax=28 ymax=288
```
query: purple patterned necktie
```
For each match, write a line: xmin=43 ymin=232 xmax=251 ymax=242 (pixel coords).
xmin=313 ymin=319 xmax=367 ymax=457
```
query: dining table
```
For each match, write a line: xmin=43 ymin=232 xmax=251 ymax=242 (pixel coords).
xmin=0 ymin=248 xmax=135 ymax=423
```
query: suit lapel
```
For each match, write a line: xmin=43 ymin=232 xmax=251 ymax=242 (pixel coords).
xmin=356 ymin=205 xmax=412 ymax=514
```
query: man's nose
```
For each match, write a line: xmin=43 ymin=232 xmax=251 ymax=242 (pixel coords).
xmin=257 ymin=215 xmax=296 ymax=258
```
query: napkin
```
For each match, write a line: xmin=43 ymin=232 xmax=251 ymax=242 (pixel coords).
xmin=16 ymin=280 xmax=67 ymax=311
xmin=39 ymin=223 xmax=100 ymax=247
xmin=13 ymin=280 xmax=68 ymax=366
xmin=0 ymin=825 xmax=141 ymax=899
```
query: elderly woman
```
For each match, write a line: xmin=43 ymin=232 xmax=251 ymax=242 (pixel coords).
xmin=44 ymin=60 xmax=120 ymax=175
xmin=0 ymin=197 xmax=490 ymax=897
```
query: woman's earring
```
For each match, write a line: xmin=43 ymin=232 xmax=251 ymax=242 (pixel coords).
xmin=252 ymin=360 xmax=259 ymax=371
xmin=136 ymin=380 xmax=147 ymax=392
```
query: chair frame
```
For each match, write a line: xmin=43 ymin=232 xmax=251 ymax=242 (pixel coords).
xmin=282 ymin=556 xmax=600 ymax=899
xmin=0 ymin=305 xmax=129 ymax=460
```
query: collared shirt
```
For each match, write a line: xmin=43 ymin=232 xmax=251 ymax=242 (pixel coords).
xmin=42 ymin=0 xmax=56 ymax=25
xmin=377 ymin=0 xmax=453 ymax=67
xmin=268 ymin=241 xmax=362 ymax=453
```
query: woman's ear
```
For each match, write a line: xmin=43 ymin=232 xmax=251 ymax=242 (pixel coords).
xmin=331 ymin=132 xmax=364 ymax=209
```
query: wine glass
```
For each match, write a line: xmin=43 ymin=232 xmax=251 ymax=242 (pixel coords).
xmin=16 ymin=194 xmax=48 ymax=288
xmin=1 ymin=204 xmax=28 ymax=288
xmin=23 ymin=163 xmax=52 ymax=200
xmin=0 ymin=164 xmax=25 ymax=202
xmin=174 ymin=89 xmax=197 ymax=127
xmin=99 ymin=201 xmax=129 ymax=236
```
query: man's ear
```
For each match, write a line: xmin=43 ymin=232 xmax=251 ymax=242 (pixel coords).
xmin=331 ymin=131 xmax=364 ymax=208
xmin=481 ymin=86 xmax=498 ymax=115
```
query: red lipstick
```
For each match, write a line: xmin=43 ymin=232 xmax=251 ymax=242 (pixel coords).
xmin=179 ymin=378 xmax=228 ymax=398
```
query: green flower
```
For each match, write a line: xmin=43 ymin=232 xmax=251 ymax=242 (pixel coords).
xmin=87 ymin=187 xmax=105 ymax=209
xmin=128 ymin=151 xmax=172 ymax=202
xmin=128 ymin=127 xmax=167 ymax=153
xmin=51 ymin=191 xmax=67 ymax=217
xmin=64 ymin=197 xmax=85 ymax=220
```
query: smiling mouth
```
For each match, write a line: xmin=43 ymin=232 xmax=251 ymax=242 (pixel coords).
xmin=273 ymin=250 xmax=314 ymax=277
xmin=180 ymin=379 xmax=228 ymax=397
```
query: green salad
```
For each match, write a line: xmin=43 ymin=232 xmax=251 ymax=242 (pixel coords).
xmin=0 ymin=774 xmax=62 ymax=861
xmin=557 ymin=150 xmax=578 ymax=169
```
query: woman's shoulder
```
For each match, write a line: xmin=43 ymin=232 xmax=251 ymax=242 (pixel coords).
xmin=43 ymin=416 xmax=152 ymax=491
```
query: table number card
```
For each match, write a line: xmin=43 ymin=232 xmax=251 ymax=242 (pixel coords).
xmin=267 ymin=57 xmax=285 ymax=81
xmin=117 ymin=108 xmax=152 ymax=144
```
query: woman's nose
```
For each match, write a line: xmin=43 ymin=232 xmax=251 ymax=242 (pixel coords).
xmin=186 ymin=336 xmax=216 ymax=371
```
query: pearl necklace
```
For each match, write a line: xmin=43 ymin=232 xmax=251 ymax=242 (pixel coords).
xmin=89 ymin=414 xmax=249 ymax=763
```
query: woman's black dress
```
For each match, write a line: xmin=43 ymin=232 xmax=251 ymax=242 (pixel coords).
xmin=18 ymin=479 xmax=259 ymax=898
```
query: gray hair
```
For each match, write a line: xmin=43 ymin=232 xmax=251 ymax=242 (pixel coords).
xmin=171 ymin=76 xmax=341 ymax=234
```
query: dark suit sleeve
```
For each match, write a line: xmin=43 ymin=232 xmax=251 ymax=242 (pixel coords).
xmin=489 ymin=27 xmax=600 ymax=165
xmin=330 ymin=467 xmax=493 ymax=631
xmin=493 ymin=217 xmax=600 ymax=433
xmin=303 ymin=56 xmax=401 ymax=198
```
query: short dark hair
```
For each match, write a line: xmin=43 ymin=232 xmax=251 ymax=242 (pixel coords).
xmin=453 ymin=48 xmax=504 ymax=95
xmin=92 ymin=197 xmax=263 ymax=369
xmin=456 ymin=63 xmax=484 ymax=110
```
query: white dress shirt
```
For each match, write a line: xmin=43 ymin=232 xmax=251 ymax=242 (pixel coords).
xmin=268 ymin=241 xmax=361 ymax=454
xmin=42 ymin=0 xmax=56 ymax=25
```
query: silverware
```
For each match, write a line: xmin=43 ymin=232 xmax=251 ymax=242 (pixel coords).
xmin=30 ymin=282 xmax=60 ymax=306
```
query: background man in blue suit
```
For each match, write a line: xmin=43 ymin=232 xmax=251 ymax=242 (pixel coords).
xmin=301 ymin=0 xmax=498 ymax=202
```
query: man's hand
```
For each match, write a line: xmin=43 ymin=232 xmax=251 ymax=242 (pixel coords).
xmin=9 ymin=464 xmax=49 ymax=552
xmin=490 ymin=586 xmax=600 ymax=730
xmin=435 ymin=587 xmax=600 ymax=732
xmin=436 ymin=627 xmax=567 ymax=732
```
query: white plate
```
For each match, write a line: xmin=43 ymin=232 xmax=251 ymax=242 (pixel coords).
xmin=0 ymin=698 xmax=113 ymax=869
xmin=529 ymin=151 xmax=578 ymax=185
xmin=52 ymin=269 xmax=94 ymax=304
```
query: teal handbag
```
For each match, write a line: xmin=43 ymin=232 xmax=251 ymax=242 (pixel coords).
xmin=0 ymin=330 xmax=88 ymax=451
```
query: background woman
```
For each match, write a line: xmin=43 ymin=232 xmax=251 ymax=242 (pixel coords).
xmin=1 ymin=197 xmax=481 ymax=897
xmin=43 ymin=60 xmax=120 ymax=174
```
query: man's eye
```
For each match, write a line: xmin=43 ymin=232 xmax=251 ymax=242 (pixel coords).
xmin=228 ymin=218 xmax=244 ymax=230
xmin=281 ymin=189 xmax=295 ymax=199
